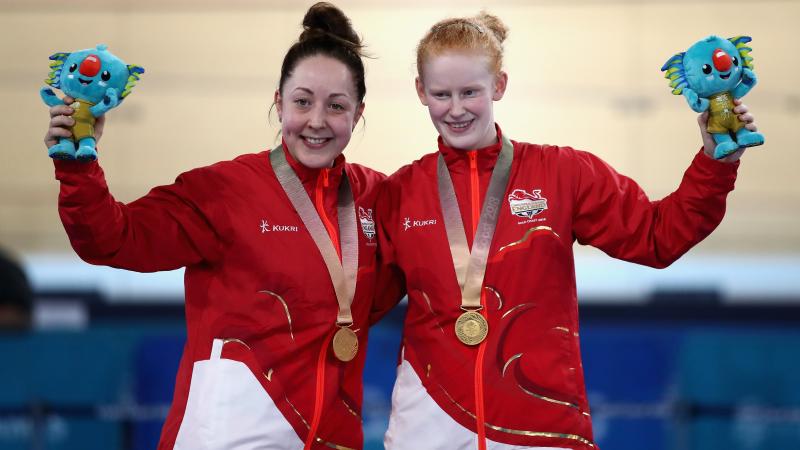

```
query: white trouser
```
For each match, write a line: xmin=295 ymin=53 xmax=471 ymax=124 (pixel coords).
xmin=385 ymin=358 xmax=567 ymax=450
xmin=173 ymin=339 xmax=304 ymax=450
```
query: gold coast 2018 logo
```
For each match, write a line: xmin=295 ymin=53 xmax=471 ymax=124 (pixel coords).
xmin=507 ymin=189 xmax=548 ymax=219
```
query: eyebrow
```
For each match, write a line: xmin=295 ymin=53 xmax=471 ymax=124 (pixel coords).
xmin=292 ymin=87 xmax=351 ymax=99
xmin=428 ymin=85 xmax=483 ymax=92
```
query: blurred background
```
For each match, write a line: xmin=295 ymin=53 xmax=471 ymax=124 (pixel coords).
xmin=1 ymin=0 xmax=799 ymax=449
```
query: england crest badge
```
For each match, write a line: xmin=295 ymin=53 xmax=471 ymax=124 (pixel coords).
xmin=508 ymin=189 xmax=548 ymax=219
xmin=359 ymin=207 xmax=376 ymax=240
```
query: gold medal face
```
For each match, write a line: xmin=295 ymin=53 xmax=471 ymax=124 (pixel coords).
xmin=332 ymin=327 xmax=358 ymax=362
xmin=455 ymin=311 xmax=488 ymax=345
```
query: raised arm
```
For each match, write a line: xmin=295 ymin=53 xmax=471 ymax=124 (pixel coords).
xmin=55 ymin=160 xmax=223 ymax=272
xmin=571 ymin=106 xmax=759 ymax=267
xmin=46 ymin=102 xmax=222 ymax=272
xmin=571 ymin=148 xmax=737 ymax=268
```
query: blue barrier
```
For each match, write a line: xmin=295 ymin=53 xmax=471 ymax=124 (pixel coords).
xmin=3 ymin=318 xmax=800 ymax=449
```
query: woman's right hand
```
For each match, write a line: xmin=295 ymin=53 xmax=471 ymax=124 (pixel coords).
xmin=44 ymin=95 xmax=105 ymax=149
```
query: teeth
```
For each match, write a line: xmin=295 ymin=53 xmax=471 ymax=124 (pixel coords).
xmin=449 ymin=121 xmax=471 ymax=129
xmin=305 ymin=137 xmax=327 ymax=145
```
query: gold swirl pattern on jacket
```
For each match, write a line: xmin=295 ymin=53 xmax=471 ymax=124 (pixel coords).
xmin=285 ymin=395 xmax=356 ymax=450
xmin=485 ymin=286 xmax=503 ymax=310
xmin=317 ymin=438 xmax=355 ymax=450
xmin=342 ymin=399 xmax=361 ymax=420
xmin=501 ymin=352 xmax=582 ymax=410
xmin=421 ymin=291 xmax=445 ymax=334
xmin=495 ymin=226 xmax=560 ymax=257
xmin=517 ymin=383 xmax=581 ymax=410
xmin=258 ymin=290 xmax=294 ymax=341
xmin=502 ymin=353 xmax=522 ymax=377
xmin=259 ymin=290 xmax=295 ymax=341
xmin=221 ymin=338 xmax=251 ymax=350
xmin=439 ymin=385 xmax=594 ymax=447
xmin=501 ymin=303 xmax=535 ymax=320
xmin=285 ymin=395 xmax=310 ymax=429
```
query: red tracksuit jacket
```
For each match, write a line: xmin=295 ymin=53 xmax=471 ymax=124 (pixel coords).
xmin=55 ymin=145 xmax=385 ymax=450
xmin=373 ymin=126 xmax=738 ymax=449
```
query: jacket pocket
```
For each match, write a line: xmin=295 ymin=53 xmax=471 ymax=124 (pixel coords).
xmin=173 ymin=338 xmax=304 ymax=450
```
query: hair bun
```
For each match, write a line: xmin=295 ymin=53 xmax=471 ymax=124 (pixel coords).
xmin=300 ymin=2 xmax=362 ymax=49
xmin=475 ymin=11 xmax=508 ymax=44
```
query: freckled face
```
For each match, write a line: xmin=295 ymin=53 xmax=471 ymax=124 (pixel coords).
xmin=276 ymin=55 xmax=364 ymax=168
xmin=416 ymin=52 xmax=507 ymax=150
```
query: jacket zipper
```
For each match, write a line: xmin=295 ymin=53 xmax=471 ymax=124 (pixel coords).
xmin=304 ymin=329 xmax=335 ymax=450
xmin=304 ymin=168 xmax=341 ymax=449
xmin=315 ymin=168 xmax=341 ymax=260
xmin=468 ymin=151 xmax=480 ymax=244
xmin=468 ymin=150 xmax=488 ymax=450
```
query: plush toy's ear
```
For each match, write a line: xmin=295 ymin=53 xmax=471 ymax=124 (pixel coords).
xmin=120 ymin=65 xmax=145 ymax=99
xmin=728 ymin=36 xmax=754 ymax=70
xmin=660 ymin=52 xmax=688 ymax=95
xmin=45 ymin=52 xmax=70 ymax=88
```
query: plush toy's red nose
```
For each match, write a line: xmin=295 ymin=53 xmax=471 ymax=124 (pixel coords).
xmin=712 ymin=48 xmax=732 ymax=72
xmin=79 ymin=55 xmax=101 ymax=77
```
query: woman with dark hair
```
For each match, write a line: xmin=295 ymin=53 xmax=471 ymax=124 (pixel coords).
xmin=45 ymin=3 xmax=383 ymax=449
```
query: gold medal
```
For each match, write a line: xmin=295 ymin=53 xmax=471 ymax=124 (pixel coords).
xmin=271 ymin=148 xmax=361 ymax=364
xmin=437 ymin=136 xmax=512 ymax=348
xmin=332 ymin=327 xmax=358 ymax=362
xmin=455 ymin=311 xmax=488 ymax=346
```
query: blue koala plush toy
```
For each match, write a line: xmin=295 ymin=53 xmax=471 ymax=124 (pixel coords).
xmin=40 ymin=44 xmax=144 ymax=161
xmin=661 ymin=35 xmax=764 ymax=159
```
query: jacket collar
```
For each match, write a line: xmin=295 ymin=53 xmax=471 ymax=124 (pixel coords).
xmin=280 ymin=139 xmax=346 ymax=188
xmin=438 ymin=124 xmax=504 ymax=174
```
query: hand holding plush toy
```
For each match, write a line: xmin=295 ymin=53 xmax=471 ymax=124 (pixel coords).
xmin=661 ymin=35 xmax=764 ymax=159
xmin=40 ymin=44 xmax=144 ymax=161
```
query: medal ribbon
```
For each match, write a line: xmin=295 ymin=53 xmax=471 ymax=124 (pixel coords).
xmin=437 ymin=135 xmax=514 ymax=309
xmin=270 ymin=146 xmax=358 ymax=325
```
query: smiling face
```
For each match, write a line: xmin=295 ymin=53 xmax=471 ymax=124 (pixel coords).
xmin=685 ymin=36 xmax=743 ymax=97
xmin=275 ymin=54 xmax=364 ymax=169
xmin=416 ymin=51 xmax=507 ymax=150
xmin=60 ymin=49 xmax=129 ymax=103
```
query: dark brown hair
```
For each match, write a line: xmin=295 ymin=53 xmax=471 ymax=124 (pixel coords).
xmin=279 ymin=2 xmax=367 ymax=102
